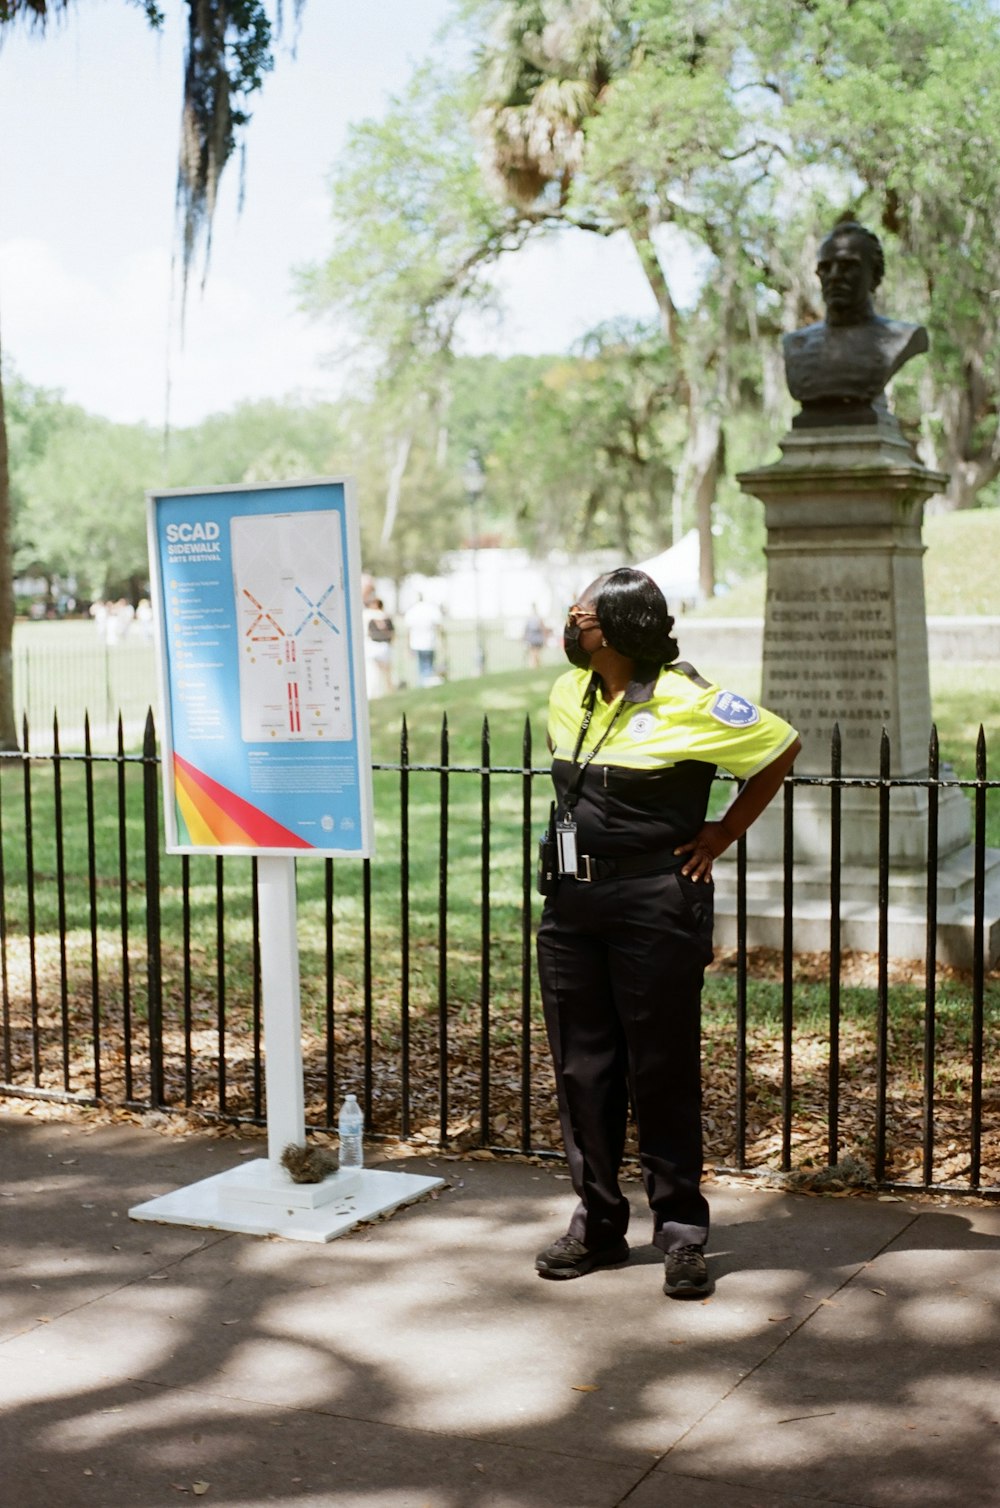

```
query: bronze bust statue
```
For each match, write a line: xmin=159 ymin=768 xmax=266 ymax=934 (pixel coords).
xmin=783 ymin=222 xmax=928 ymax=427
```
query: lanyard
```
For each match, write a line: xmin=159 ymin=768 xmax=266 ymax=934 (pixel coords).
xmin=563 ymin=683 xmax=625 ymax=811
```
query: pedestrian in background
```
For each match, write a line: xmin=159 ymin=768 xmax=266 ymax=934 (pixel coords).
xmin=522 ymin=605 xmax=548 ymax=669
xmin=404 ymin=594 xmax=442 ymax=687
xmin=363 ymin=597 xmax=396 ymax=697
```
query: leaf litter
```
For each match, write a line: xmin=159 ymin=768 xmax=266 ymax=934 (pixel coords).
xmin=3 ymin=945 xmax=997 ymax=1193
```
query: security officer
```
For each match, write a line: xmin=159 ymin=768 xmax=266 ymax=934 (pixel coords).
xmin=535 ymin=567 xmax=800 ymax=1297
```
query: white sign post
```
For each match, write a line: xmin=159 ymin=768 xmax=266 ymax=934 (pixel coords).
xmin=258 ymin=857 xmax=306 ymax=1167
xmin=129 ymin=479 xmax=442 ymax=1242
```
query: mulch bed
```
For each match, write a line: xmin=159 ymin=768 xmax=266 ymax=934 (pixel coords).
xmin=2 ymin=943 xmax=998 ymax=1193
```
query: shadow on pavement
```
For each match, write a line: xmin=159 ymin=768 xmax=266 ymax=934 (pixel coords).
xmin=2 ymin=1111 xmax=999 ymax=1508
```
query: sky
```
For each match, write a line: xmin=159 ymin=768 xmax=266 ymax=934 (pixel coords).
xmin=0 ymin=0 xmax=670 ymax=430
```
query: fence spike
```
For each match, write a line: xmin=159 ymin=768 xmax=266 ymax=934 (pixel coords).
xmin=879 ymin=726 xmax=891 ymax=778
xmin=928 ymin=722 xmax=939 ymax=777
xmin=400 ymin=712 xmax=408 ymax=763
xmin=976 ymin=725 xmax=987 ymax=778
xmin=830 ymin=721 xmax=841 ymax=775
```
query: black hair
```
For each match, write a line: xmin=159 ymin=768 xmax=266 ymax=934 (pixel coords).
xmin=822 ymin=220 xmax=885 ymax=289
xmin=593 ymin=567 xmax=679 ymax=667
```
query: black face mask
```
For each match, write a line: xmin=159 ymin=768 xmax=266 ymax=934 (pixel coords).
xmin=563 ymin=618 xmax=592 ymax=670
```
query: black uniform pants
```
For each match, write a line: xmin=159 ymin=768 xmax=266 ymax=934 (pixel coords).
xmin=537 ymin=868 xmax=713 ymax=1254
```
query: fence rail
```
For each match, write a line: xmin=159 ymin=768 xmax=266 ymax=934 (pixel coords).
xmin=0 ymin=710 xmax=996 ymax=1199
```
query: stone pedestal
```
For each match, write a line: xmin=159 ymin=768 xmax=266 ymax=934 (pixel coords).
xmin=730 ymin=418 xmax=998 ymax=965
xmin=711 ymin=852 xmax=1000 ymax=969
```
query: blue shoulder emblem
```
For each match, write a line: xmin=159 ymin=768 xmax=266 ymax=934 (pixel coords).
xmin=710 ymin=690 xmax=760 ymax=728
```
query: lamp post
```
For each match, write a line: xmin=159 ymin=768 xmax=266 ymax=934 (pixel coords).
xmin=463 ymin=450 xmax=486 ymax=676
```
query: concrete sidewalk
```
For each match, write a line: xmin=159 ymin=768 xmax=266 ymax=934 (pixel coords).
xmin=2 ymin=1110 xmax=999 ymax=1508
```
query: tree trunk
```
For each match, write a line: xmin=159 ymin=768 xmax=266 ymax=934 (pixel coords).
xmin=938 ymin=361 xmax=1000 ymax=509
xmin=943 ymin=423 xmax=1000 ymax=509
xmin=623 ymin=218 xmax=731 ymax=598
xmin=380 ymin=432 xmax=413 ymax=550
xmin=0 ymin=327 xmax=20 ymax=750
xmin=945 ymin=454 xmax=1000 ymax=510
xmin=624 ymin=219 xmax=720 ymax=595
xmin=670 ymin=405 xmax=721 ymax=600
xmin=627 ymin=219 xmax=680 ymax=347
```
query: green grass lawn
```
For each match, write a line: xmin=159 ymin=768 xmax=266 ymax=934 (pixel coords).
xmin=12 ymin=505 xmax=998 ymax=743
xmin=12 ymin=619 xmax=157 ymax=746
xmin=0 ymin=656 xmax=994 ymax=961
xmin=9 ymin=503 xmax=997 ymax=744
xmin=1 ymin=649 xmax=996 ymax=1181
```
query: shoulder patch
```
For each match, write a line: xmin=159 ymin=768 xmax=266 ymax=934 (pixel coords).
xmin=710 ymin=690 xmax=760 ymax=728
xmin=671 ymin=660 xmax=712 ymax=689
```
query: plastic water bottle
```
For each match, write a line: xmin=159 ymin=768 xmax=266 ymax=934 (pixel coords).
xmin=338 ymin=1093 xmax=364 ymax=1169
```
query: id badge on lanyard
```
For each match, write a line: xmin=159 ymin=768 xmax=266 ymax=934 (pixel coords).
xmin=555 ymin=816 xmax=579 ymax=875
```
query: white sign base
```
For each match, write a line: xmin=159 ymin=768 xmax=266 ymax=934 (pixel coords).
xmin=129 ymin=858 xmax=444 ymax=1243
xmin=129 ymin=1162 xmax=444 ymax=1244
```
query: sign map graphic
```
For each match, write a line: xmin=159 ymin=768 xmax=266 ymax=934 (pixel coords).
xmin=231 ymin=511 xmax=353 ymax=743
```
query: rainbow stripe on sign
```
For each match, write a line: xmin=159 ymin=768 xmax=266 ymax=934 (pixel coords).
xmin=173 ymin=753 xmax=312 ymax=850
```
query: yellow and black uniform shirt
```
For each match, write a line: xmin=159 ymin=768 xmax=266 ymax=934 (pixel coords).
xmin=548 ymin=662 xmax=798 ymax=859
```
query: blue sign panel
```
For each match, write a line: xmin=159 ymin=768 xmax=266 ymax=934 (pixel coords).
xmin=147 ymin=478 xmax=373 ymax=857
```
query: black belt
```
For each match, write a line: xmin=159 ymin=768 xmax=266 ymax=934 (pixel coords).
xmin=565 ymin=847 xmax=686 ymax=883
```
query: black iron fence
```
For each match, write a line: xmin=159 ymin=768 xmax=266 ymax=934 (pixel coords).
xmin=0 ymin=711 xmax=996 ymax=1198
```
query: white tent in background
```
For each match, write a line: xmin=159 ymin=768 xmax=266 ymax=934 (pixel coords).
xmin=634 ymin=529 xmax=702 ymax=609
xmin=376 ymin=536 xmax=703 ymax=628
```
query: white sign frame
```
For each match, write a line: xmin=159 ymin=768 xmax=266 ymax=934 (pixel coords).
xmin=146 ymin=476 xmax=374 ymax=859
